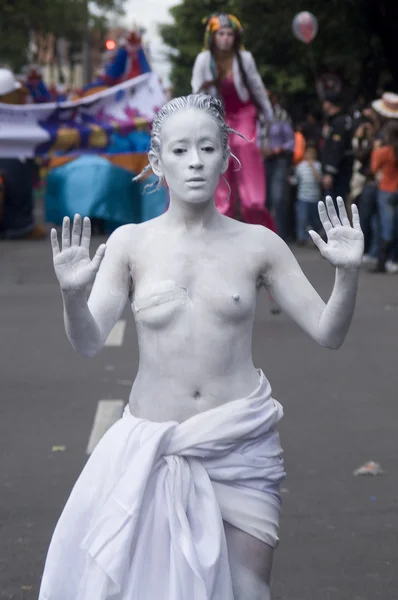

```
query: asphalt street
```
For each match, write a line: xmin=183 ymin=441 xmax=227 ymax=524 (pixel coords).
xmin=0 ymin=235 xmax=397 ymax=600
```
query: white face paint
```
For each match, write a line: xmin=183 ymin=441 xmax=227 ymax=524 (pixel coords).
xmin=150 ymin=108 xmax=227 ymax=206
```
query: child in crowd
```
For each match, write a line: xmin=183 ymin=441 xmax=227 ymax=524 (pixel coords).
xmin=295 ymin=144 xmax=322 ymax=246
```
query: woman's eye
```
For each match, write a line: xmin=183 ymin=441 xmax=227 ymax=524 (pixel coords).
xmin=202 ymin=146 xmax=215 ymax=152
xmin=173 ymin=148 xmax=186 ymax=155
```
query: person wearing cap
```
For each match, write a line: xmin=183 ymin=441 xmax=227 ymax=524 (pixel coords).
xmin=321 ymin=92 xmax=354 ymax=203
xmin=0 ymin=67 xmax=46 ymax=239
xmin=191 ymin=13 xmax=275 ymax=231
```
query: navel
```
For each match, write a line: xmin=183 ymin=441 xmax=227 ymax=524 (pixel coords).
xmin=232 ymin=293 xmax=240 ymax=301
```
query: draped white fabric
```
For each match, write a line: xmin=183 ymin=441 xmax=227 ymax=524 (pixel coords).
xmin=39 ymin=371 xmax=285 ymax=600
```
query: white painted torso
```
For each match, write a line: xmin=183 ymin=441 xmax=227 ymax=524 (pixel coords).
xmin=53 ymin=106 xmax=363 ymax=430
xmin=127 ymin=215 xmax=262 ymax=422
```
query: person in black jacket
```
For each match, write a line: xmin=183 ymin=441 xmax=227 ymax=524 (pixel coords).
xmin=0 ymin=68 xmax=45 ymax=240
xmin=321 ymin=93 xmax=354 ymax=204
xmin=350 ymin=114 xmax=381 ymax=262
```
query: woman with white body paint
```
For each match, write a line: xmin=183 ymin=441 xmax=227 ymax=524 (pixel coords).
xmin=40 ymin=94 xmax=364 ymax=600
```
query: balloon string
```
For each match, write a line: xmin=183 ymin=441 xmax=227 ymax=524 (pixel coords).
xmin=308 ymin=43 xmax=317 ymax=82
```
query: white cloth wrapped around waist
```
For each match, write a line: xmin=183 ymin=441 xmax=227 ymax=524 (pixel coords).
xmin=39 ymin=370 xmax=285 ymax=600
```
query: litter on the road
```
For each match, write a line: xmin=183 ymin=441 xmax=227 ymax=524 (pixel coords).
xmin=384 ymin=303 xmax=398 ymax=311
xmin=51 ymin=445 xmax=67 ymax=452
xmin=353 ymin=461 xmax=384 ymax=476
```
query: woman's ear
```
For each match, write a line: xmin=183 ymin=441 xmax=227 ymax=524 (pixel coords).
xmin=148 ymin=151 xmax=163 ymax=178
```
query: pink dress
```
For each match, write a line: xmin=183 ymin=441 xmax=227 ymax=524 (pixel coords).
xmin=216 ymin=76 xmax=275 ymax=231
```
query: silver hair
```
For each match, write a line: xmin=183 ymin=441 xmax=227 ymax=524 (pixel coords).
xmin=133 ymin=94 xmax=248 ymax=195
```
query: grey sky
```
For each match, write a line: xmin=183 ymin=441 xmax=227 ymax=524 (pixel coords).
xmin=124 ymin=0 xmax=180 ymax=85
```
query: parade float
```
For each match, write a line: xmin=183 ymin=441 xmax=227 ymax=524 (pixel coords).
xmin=0 ymin=30 xmax=169 ymax=231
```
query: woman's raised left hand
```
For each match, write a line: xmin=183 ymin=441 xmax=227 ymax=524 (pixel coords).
xmin=309 ymin=196 xmax=364 ymax=269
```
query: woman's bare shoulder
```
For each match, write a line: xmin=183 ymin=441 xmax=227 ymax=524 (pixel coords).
xmin=237 ymin=222 xmax=282 ymax=247
xmin=216 ymin=218 xmax=282 ymax=249
xmin=237 ymin=223 xmax=293 ymax=273
xmin=107 ymin=216 xmax=164 ymax=246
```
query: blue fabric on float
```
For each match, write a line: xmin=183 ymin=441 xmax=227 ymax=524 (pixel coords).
xmin=45 ymin=155 xmax=168 ymax=230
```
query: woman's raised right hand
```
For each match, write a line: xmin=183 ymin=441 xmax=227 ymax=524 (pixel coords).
xmin=51 ymin=215 xmax=106 ymax=293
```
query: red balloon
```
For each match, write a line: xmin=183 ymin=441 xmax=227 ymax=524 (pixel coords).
xmin=292 ymin=11 xmax=318 ymax=44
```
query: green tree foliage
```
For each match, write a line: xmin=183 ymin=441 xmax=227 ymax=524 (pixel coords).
xmin=0 ymin=0 xmax=126 ymax=71
xmin=159 ymin=0 xmax=389 ymax=100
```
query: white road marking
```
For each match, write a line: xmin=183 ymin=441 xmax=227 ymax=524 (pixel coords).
xmin=86 ymin=400 xmax=125 ymax=454
xmin=104 ymin=320 xmax=126 ymax=346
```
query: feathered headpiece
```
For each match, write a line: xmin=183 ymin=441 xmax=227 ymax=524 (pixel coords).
xmin=202 ymin=13 xmax=244 ymax=50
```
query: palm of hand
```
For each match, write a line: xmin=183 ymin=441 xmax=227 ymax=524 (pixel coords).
xmin=309 ymin=197 xmax=364 ymax=268
xmin=322 ymin=225 xmax=364 ymax=268
xmin=53 ymin=246 xmax=93 ymax=291
xmin=51 ymin=215 xmax=106 ymax=292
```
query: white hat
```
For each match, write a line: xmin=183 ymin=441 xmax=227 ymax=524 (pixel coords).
xmin=0 ymin=68 xmax=21 ymax=96
xmin=372 ymin=92 xmax=398 ymax=119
